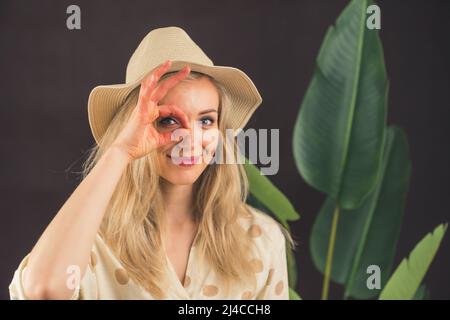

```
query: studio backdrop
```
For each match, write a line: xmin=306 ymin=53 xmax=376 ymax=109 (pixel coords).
xmin=1 ymin=0 xmax=449 ymax=300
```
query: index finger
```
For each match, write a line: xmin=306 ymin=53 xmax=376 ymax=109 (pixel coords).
xmin=150 ymin=65 xmax=191 ymax=102
xmin=141 ymin=59 xmax=173 ymax=90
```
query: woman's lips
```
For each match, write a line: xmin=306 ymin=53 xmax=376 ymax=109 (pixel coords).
xmin=166 ymin=154 xmax=201 ymax=166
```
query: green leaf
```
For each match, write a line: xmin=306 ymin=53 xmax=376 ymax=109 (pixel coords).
xmin=310 ymin=126 xmax=411 ymax=299
xmin=379 ymin=224 xmax=447 ymax=300
xmin=293 ymin=0 xmax=388 ymax=209
xmin=244 ymin=162 xmax=300 ymax=228
xmin=289 ymin=287 xmax=302 ymax=300
xmin=286 ymin=242 xmax=298 ymax=289
xmin=413 ymin=284 xmax=429 ymax=300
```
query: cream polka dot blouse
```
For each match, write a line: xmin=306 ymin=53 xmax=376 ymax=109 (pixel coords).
xmin=9 ymin=207 xmax=290 ymax=300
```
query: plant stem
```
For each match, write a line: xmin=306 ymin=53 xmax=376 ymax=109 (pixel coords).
xmin=321 ymin=205 xmax=340 ymax=300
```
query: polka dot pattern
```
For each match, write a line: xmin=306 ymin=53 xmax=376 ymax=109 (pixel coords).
xmin=250 ymin=258 xmax=263 ymax=273
xmin=248 ymin=224 xmax=262 ymax=237
xmin=202 ymin=285 xmax=219 ymax=297
xmin=7 ymin=208 xmax=291 ymax=299
xmin=183 ymin=275 xmax=191 ymax=288
xmin=115 ymin=268 xmax=129 ymax=285
xmin=275 ymin=280 xmax=284 ymax=295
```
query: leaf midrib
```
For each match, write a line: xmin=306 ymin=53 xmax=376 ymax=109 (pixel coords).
xmin=344 ymin=129 xmax=390 ymax=297
xmin=336 ymin=0 xmax=367 ymax=203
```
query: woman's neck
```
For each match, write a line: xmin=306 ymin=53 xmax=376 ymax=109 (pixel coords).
xmin=161 ymin=181 xmax=196 ymax=226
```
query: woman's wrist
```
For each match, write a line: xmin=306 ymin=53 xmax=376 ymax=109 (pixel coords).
xmin=106 ymin=144 xmax=133 ymax=165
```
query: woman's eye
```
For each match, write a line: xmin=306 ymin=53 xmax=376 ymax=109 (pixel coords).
xmin=158 ymin=117 xmax=178 ymax=127
xmin=200 ymin=117 xmax=215 ymax=126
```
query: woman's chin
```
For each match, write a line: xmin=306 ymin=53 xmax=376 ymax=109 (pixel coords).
xmin=160 ymin=166 xmax=203 ymax=185
xmin=161 ymin=174 xmax=199 ymax=185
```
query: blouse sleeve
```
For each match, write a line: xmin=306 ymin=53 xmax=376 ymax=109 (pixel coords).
xmin=9 ymin=250 xmax=98 ymax=300
xmin=256 ymin=226 xmax=290 ymax=300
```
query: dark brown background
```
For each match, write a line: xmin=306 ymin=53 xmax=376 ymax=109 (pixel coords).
xmin=1 ymin=0 xmax=449 ymax=299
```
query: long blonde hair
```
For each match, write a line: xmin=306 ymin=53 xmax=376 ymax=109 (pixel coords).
xmin=82 ymin=71 xmax=293 ymax=299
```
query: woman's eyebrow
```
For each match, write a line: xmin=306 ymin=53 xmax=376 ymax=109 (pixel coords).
xmin=198 ymin=108 xmax=218 ymax=115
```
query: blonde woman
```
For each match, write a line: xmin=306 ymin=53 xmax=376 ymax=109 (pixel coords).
xmin=9 ymin=26 xmax=294 ymax=300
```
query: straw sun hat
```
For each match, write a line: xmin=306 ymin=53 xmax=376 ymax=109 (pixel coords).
xmin=87 ymin=26 xmax=263 ymax=144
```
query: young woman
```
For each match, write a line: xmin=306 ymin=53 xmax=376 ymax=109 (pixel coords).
xmin=9 ymin=26 xmax=294 ymax=300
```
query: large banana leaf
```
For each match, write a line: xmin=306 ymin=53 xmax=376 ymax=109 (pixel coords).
xmin=310 ymin=126 xmax=411 ymax=298
xmin=379 ymin=224 xmax=447 ymax=300
xmin=293 ymin=0 xmax=388 ymax=209
xmin=244 ymin=162 xmax=300 ymax=227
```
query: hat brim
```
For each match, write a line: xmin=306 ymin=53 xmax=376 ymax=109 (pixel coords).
xmin=87 ymin=60 xmax=263 ymax=144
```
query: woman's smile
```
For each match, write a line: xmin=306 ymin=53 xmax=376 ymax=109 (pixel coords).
xmin=166 ymin=154 xmax=202 ymax=166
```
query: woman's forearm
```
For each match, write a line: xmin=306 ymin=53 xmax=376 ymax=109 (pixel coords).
xmin=22 ymin=145 xmax=130 ymax=299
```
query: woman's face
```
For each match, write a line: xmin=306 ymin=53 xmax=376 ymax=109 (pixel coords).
xmin=155 ymin=76 xmax=220 ymax=185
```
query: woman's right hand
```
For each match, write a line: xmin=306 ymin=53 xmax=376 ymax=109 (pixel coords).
xmin=111 ymin=60 xmax=191 ymax=161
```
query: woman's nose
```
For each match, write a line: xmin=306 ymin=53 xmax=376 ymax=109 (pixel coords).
xmin=172 ymin=124 xmax=204 ymax=154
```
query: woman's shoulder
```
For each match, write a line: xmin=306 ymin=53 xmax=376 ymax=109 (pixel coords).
xmin=241 ymin=204 xmax=287 ymax=250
